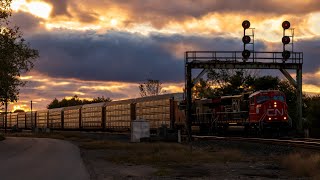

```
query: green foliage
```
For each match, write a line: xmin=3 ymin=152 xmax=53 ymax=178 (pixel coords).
xmin=139 ymin=79 xmax=165 ymax=97
xmin=0 ymin=0 xmax=39 ymax=106
xmin=47 ymin=95 xmax=112 ymax=109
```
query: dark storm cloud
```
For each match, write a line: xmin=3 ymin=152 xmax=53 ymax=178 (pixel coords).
xmin=9 ymin=11 xmax=41 ymax=35
xmin=27 ymin=30 xmax=268 ymax=83
xmin=27 ymin=29 xmax=319 ymax=84
xmin=43 ymin=0 xmax=70 ymax=17
xmin=29 ymin=31 xmax=184 ymax=82
xmin=295 ymin=38 xmax=320 ymax=73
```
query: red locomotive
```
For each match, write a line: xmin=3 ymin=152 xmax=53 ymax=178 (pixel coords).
xmin=192 ymin=90 xmax=290 ymax=135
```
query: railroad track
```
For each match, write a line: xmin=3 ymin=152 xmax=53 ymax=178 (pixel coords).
xmin=192 ymin=135 xmax=320 ymax=151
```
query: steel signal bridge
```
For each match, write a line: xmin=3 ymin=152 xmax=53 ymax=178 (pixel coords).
xmin=184 ymin=51 xmax=303 ymax=139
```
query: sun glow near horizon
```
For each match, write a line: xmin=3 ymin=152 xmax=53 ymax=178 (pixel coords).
xmin=12 ymin=0 xmax=52 ymax=19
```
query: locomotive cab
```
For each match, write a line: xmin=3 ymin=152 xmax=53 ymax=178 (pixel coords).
xmin=249 ymin=90 xmax=290 ymax=131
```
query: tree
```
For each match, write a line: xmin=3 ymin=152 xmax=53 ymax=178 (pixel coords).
xmin=92 ymin=96 xmax=112 ymax=103
xmin=47 ymin=95 xmax=112 ymax=109
xmin=278 ymin=80 xmax=299 ymax=128
xmin=251 ymin=76 xmax=280 ymax=91
xmin=0 ymin=0 xmax=39 ymax=132
xmin=13 ymin=109 xmax=24 ymax=113
xmin=303 ymin=95 xmax=320 ymax=129
xmin=206 ymin=69 xmax=255 ymax=95
xmin=138 ymin=79 xmax=165 ymax=97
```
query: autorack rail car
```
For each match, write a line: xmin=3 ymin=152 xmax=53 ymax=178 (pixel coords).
xmin=81 ymin=102 xmax=105 ymax=129
xmin=17 ymin=112 xmax=26 ymax=129
xmin=0 ymin=93 xmax=184 ymax=131
xmin=106 ymin=99 xmax=134 ymax=131
xmin=63 ymin=105 xmax=82 ymax=129
xmin=48 ymin=108 xmax=63 ymax=129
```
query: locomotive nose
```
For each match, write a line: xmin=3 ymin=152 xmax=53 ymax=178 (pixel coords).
xmin=266 ymin=100 xmax=287 ymax=121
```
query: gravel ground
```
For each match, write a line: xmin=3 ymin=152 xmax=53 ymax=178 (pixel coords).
xmin=4 ymin=131 xmax=316 ymax=179
xmin=78 ymin=135 xmax=315 ymax=180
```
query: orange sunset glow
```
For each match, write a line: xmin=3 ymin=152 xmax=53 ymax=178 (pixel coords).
xmin=2 ymin=0 xmax=320 ymax=111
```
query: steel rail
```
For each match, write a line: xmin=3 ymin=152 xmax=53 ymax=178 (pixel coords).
xmin=192 ymin=135 xmax=320 ymax=151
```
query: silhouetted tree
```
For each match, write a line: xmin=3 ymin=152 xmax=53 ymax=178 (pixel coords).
xmin=304 ymin=95 xmax=320 ymax=128
xmin=207 ymin=69 xmax=255 ymax=95
xmin=251 ymin=76 xmax=280 ymax=91
xmin=0 ymin=0 xmax=39 ymax=132
xmin=13 ymin=109 xmax=24 ymax=113
xmin=92 ymin=96 xmax=112 ymax=103
xmin=139 ymin=79 xmax=165 ymax=97
xmin=47 ymin=95 xmax=112 ymax=109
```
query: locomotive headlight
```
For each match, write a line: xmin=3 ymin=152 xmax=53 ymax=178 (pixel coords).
xmin=274 ymin=104 xmax=277 ymax=108
xmin=274 ymin=102 xmax=277 ymax=105
xmin=268 ymin=117 xmax=272 ymax=120
xmin=284 ymin=116 xmax=287 ymax=120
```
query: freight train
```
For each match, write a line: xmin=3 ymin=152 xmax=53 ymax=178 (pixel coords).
xmin=0 ymin=93 xmax=185 ymax=131
xmin=192 ymin=90 xmax=290 ymax=135
xmin=0 ymin=90 xmax=290 ymax=135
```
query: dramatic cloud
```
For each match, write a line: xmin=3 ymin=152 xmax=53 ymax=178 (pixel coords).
xmin=28 ymin=30 xmax=268 ymax=83
xmin=44 ymin=0 xmax=320 ymax=19
xmin=43 ymin=0 xmax=69 ymax=17
xmin=4 ymin=0 xmax=320 ymax=111
xmin=295 ymin=38 xmax=320 ymax=73
xmin=9 ymin=11 xmax=43 ymax=35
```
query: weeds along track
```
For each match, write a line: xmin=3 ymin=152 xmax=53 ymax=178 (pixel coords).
xmin=193 ymin=136 xmax=320 ymax=151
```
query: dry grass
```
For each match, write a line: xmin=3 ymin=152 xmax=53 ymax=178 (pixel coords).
xmin=7 ymin=132 xmax=66 ymax=139
xmin=5 ymin=132 xmax=88 ymax=142
xmin=80 ymin=140 xmax=244 ymax=166
xmin=282 ymin=153 xmax=320 ymax=178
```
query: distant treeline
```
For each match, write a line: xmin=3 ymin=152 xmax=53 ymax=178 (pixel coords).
xmin=47 ymin=95 xmax=111 ymax=109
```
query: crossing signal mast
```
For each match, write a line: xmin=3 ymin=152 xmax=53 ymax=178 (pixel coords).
xmin=242 ymin=20 xmax=254 ymax=61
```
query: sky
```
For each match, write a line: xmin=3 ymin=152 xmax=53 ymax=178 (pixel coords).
xmin=3 ymin=0 xmax=320 ymax=111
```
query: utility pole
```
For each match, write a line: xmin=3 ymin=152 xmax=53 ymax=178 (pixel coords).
xmin=4 ymin=100 xmax=7 ymax=133
xmin=30 ymin=100 xmax=33 ymax=130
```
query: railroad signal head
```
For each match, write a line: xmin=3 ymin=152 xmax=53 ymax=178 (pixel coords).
xmin=242 ymin=35 xmax=251 ymax=44
xmin=282 ymin=21 xmax=292 ymax=61
xmin=242 ymin=50 xmax=251 ymax=59
xmin=282 ymin=21 xmax=290 ymax=29
xmin=282 ymin=36 xmax=290 ymax=44
xmin=242 ymin=20 xmax=250 ymax=29
xmin=282 ymin=50 xmax=291 ymax=60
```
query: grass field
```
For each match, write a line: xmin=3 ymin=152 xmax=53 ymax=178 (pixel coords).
xmin=80 ymin=140 xmax=243 ymax=165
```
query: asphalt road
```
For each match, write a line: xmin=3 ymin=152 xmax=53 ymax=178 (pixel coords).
xmin=0 ymin=137 xmax=90 ymax=180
